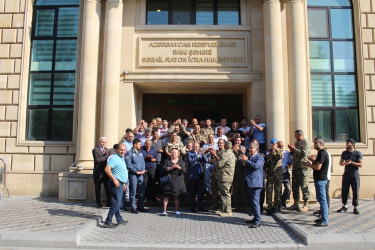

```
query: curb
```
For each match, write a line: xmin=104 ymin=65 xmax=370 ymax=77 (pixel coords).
xmin=273 ymin=212 xmax=375 ymax=249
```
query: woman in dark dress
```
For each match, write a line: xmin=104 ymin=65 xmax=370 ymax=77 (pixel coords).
xmin=162 ymin=148 xmax=186 ymax=215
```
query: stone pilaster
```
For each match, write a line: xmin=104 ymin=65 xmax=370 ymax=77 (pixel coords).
xmin=263 ymin=0 xmax=285 ymax=142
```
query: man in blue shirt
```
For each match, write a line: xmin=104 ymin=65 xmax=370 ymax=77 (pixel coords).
xmin=103 ymin=143 xmax=128 ymax=228
xmin=278 ymin=141 xmax=292 ymax=209
xmin=249 ymin=115 xmax=266 ymax=154
xmin=125 ymin=138 xmax=148 ymax=213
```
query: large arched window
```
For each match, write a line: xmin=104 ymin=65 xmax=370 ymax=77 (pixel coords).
xmin=308 ymin=0 xmax=359 ymax=142
xmin=27 ymin=0 xmax=79 ymax=140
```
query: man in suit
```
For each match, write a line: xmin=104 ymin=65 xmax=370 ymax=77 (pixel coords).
xmin=92 ymin=137 xmax=111 ymax=208
xmin=240 ymin=142 xmax=265 ymax=228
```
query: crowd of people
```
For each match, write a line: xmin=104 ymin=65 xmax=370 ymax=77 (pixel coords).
xmin=92 ymin=116 xmax=363 ymax=229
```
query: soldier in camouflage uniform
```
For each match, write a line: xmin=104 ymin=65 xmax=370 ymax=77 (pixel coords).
xmin=210 ymin=140 xmax=236 ymax=217
xmin=201 ymin=118 xmax=215 ymax=141
xmin=265 ymin=138 xmax=284 ymax=215
xmin=208 ymin=139 xmax=225 ymax=210
xmin=188 ymin=124 xmax=207 ymax=146
xmin=165 ymin=131 xmax=186 ymax=158
xmin=287 ymin=130 xmax=311 ymax=212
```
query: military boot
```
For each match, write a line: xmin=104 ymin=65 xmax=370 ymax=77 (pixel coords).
xmin=300 ymin=201 xmax=309 ymax=212
xmin=287 ymin=202 xmax=300 ymax=211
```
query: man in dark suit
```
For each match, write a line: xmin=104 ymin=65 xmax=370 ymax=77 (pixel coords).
xmin=240 ymin=142 xmax=265 ymax=228
xmin=92 ymin=137 xmax=111 ymax=208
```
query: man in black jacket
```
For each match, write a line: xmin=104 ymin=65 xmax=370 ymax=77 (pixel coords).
xmin=92 ymin=137 xmax=111 ymax=208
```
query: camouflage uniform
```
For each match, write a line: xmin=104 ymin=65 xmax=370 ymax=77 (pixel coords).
xmin=232 ymin=151 xmax=248 ymax=211
xmin=290 ymin=138 xmax=311 ymax=204
xmin=216 ymin=149 xmax=236 ymax=213
xmin=201 ymin=127 xmax=215 ymax=141
xmin=165 ymin=141 xmax=186 ymax=156
xmin=265 ymin=148 xmax=284 ymax=210
xmin=210 ymin=149 xmax=223 ymax=209
xmin=188 ymin=133 xmax=207 ymax=145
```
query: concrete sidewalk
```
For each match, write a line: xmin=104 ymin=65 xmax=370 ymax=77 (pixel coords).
xmin=0 ymin=196 xmax=374 ymax=249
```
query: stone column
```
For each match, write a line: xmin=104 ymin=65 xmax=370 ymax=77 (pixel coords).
xmin=286 ymin=0 xmax=309 ymax=138
xmin=76 ymin=0 xmax=102 ymax=169
xmin=263 ymin=0 xmax=285 ymax=142
xmin=101 ymin=0 xmax=123 ymax=146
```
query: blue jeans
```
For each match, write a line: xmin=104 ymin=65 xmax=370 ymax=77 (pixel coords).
xmin=315 ymin=180 xmax=328 ymax=224
xmin=247 ymin=187 xmax=262 ymax=224
xmin=105 ymin=179 xmax=125 ymax=224
xmin=204 ymin=163 xmax=214 ymax=193
xmin=129 ymin=174 xmax=146 ymax=210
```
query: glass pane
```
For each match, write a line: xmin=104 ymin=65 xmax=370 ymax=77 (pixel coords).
xmin=29 ymin=73 xmax=51 ymax=105
xmin=30 ymin=40 xmax=54 ymax=71
xmin=218 ymin=0 xmax=239 ymax=25
xmin=147 ymin=0 xmax=168 ymax=24
xmin=36 ymin=0 xmax=79 ymax=6
xmin=28 ymin=109 xmax=48 ymax=140
xmin=57 ymin=8 xmax=79 ymax=37
xmin=171 ymin=0 xmax=191 ymax=24
xmin=333 ymin=41 xmax=355 ymax=72
xmin=335 ymin=109 xmax=359 ymax=141
xmin=308 ymin=9 xmax=328 ymax=38
xmin=55 ymin=40 xmax=77 ymax=71
xmin=331 ymin=9 xmax=353 ymax=39
xmin=307 ymin=0 xmax=351 ymax=7
xmin=35 ymin=9 xmax=55 ymax=36
xmin=309 ymin=41 xmax=331 ymax=72
xmin=312 ymin=110 xmax=332 ymax=140
xmin=311 ymin=74 xmax=333 ymax=106
xmin=53 ymin=73 xmax=75 ymax=105
xmin=334 ymin=75 xmax=357 ymax=107
xmin=51 ymin=108 xmax=73 ymax=140
xmin=196 ymin=0 xmax=213 ymax=25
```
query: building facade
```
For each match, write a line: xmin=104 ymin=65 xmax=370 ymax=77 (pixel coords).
xmin=0 ymin=0 xmax=374 ymax=199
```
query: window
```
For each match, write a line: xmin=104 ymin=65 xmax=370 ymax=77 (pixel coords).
xmin=27 ymin=0 xmax=79 ymax=141
xmin=308 ymin=0 xmax=359 ymax=141
xmin=146 ymin=0 xmax=240 ymax=25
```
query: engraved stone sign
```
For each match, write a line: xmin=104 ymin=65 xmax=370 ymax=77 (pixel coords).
xmin=138 ymin=37 xmax=247 ymax=67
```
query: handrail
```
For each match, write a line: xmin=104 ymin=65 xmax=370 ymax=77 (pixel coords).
xmin=0 ymin=158 xmax=10 ymax=199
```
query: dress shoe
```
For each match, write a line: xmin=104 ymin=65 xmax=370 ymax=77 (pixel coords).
xmin=117 ymin=220 xmax=129 ymax=226
xmin=249 ymin=223 xmax=261 ymax=228
xmin=287 ymin=203 xmax=299 ymax=211
xmin=96 ymin=204 xmax=103 ymax=209
xmin=130 ymin=209 xmax=139 ymax=214
xmin=138 ymin=207 xmax=149 ymax=212
xmin=313 ymin=209 xmax=321 ymax=215
xmin=314 ymin=222 xmax=328 ymax=227
xmin=315 ymin=218 xmax=322 ymax=223
xmin=337 ymin=206 xmax=348 ymax=213
xmin=245 ymin=218 xmax=256 ymax=224
xmin=266 ymin=208 xmax=272 ymax=216
xmin=190 ymin=208 xmax=197 ymax=213
xmin=353 ymin=207 xmax=360 ymax=215
xmin=103 ymin=222 xmax=117 ymax=228
xmin=123 ymin=207 xmax=129 ymax=212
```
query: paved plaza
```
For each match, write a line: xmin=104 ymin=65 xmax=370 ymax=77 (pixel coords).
xmin=0 ymin=196 xmax=374 ymax=249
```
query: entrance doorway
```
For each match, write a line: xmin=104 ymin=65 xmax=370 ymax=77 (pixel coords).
xmin=142 ymin=94 xmax=243 ymax=124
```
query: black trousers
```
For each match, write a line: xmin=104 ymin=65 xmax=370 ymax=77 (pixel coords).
xmin=342 ymin=171 xmax=360 ymax=207
xmin=281 ymin=171 xmax=291 ymax=206
xmin=144 ymin=167 xmax=157 ymax=201
xmin=94 ymin=174 xmax=111 ymax=206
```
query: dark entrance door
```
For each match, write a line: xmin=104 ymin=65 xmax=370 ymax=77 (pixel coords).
xmin=142 ymin=94 xmax=243 ymax=124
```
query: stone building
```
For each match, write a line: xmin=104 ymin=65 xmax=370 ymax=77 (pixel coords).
xmin=0 ymin=0 xmax=374 ymax=200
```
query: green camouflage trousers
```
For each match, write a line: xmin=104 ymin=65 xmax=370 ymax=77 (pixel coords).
xmin=266 ymin=170 xmax=283 ymax=209
xmin=218 ymin=181 xmax=232 ymax=213
xmin=292 ymin=167 xmax=311 ymax=202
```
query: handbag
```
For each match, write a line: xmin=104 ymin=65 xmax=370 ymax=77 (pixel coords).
xmin=160 ymin=174 xmax=171 ymax=184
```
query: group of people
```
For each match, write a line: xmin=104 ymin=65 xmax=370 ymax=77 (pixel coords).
xmin=92 ymin=116 xmax=363 ymax=229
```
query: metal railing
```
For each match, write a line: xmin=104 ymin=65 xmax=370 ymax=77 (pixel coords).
xmin=0 ymin=158 xmax=10 ymax=199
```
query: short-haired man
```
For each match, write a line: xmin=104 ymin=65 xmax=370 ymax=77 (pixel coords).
xmin=249 ymin=115 xmax=266 ymax=154
xmin=92 ymin=137 xmax=111 ymax=208
xmin=227 ymin=121 xmax=245 ymax=143
xmin=287 ymin=130 xmax=311 ymax=212
xmin=140 ymin=139 xmax=158 ymax=202
xmin=303 ymin=137 xmax=330 ymax=227
xmin=202 ymin=133 xmax=217 ymax=194
xmin=241 ymin=142 xmax=265 ymax=228
xmin=201 ymin=118 xmax=215 ymax=141
xmin=141 ymin=128 xmax=152 ymax=146
xmin=215 ymin=118 xmax=231 ymax=135
xmin=210 ymin=141 xmax=236 ymax=217
xmin=278 ymin=141 xmax=292 ymax=209
xmin=103 ymin=144 xmax=128 ymax=228
xmin=232 ymin=143 xmax=248 ymax=212
xmin=188 ymin=124 xmax=207 ymax=146
xmin=336 ymin=138 xmax=363 ymax=215
xmin=122 ymin=132 xmax=134 ymax=153
xmin=125 ymin=138 xmax=148 ymax=213
xmin=239 ymin=118 xmax=251 ymax=149
xmin=214 ymin=127 xmax=228 ymax=146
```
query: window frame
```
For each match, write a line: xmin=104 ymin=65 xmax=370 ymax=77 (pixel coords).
xmin=23 ymin=1 xmax=80 ymax=142
xmin=308 ymin=3 xmax=360 ymax=142
xmin=146 ymin=0 xmax=241 ymax=25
